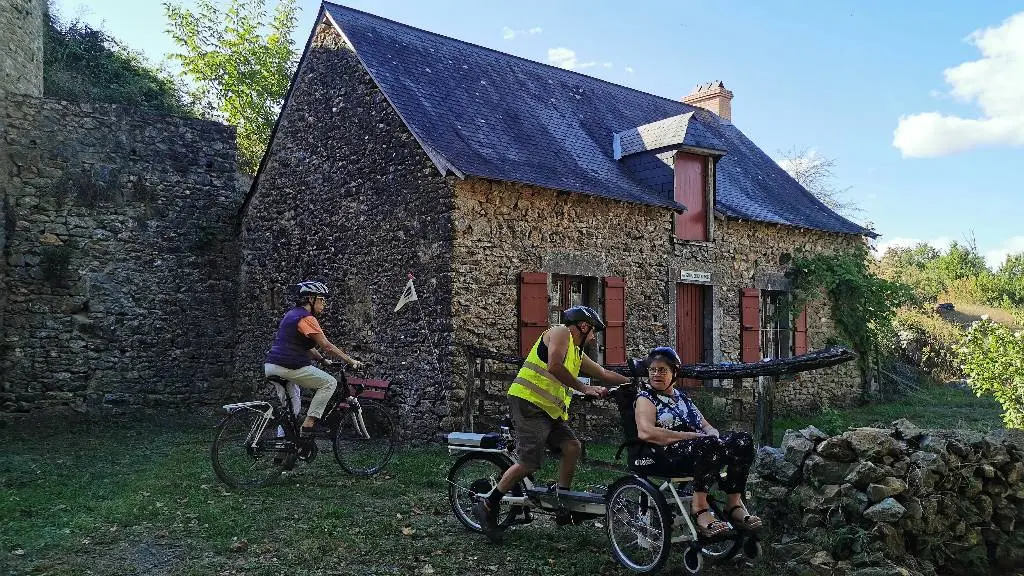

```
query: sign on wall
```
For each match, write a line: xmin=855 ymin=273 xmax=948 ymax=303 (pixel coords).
xmin=678 ymin=269 xmax=712 ymax=284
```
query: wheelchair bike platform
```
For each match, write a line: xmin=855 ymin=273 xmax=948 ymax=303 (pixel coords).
xmin=444 ymin=346 xmax=858 ymax=574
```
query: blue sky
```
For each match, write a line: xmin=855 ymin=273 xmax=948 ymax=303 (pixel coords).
xmin=53 ymin=0 xmax=1024 ymax=269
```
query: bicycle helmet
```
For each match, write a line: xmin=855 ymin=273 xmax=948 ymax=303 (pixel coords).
xmin=296 ymin=281 xmax=329 ymax=297
xmin=561 ymin=305 xmax=606 ymax=332
xmin=647 ymin=346 xmax=682 ymax=374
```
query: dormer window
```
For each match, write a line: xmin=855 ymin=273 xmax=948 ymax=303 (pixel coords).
xmin=674 ymin=152 xmax=711 ymax=242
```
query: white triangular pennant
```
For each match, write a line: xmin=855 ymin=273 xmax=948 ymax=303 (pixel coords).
xmin=394 ymin=278 xmax=419 ymax=312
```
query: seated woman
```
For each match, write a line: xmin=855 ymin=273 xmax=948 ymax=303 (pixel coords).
xmin=631 ymin=346 xmax=762 ymax=537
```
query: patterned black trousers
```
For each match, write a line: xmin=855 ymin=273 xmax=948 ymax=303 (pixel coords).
xmin=630 ymin=431 xmax=755 ymax=493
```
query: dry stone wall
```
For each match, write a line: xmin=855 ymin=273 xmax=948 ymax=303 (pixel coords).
xmin=0 ymin=94 xmax=242 ymax=415
xmin=0 ymin=0 xmax=45 ymax=98
xmin=236 ymin=21 xmax=457 ymax=443
xmin=753 ymin=421 xmax=1024 ymax=576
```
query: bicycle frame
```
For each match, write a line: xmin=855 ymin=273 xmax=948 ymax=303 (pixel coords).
xmin=447 ymin=423 xmax=706 ymax=543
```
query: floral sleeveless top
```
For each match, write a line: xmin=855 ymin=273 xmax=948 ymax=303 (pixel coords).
xmin=635 ymin=387 xmax=704 ymax=433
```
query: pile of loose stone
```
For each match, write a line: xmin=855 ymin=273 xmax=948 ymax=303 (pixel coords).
xmin=749 ymin=420 xmax=1024 ymax=576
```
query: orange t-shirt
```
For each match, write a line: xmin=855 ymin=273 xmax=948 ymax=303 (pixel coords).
xmin=297 ymin=315 xmax=324 ymax=338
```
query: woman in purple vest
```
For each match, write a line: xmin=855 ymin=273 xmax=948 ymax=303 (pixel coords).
xmin=264 ymin=281 xmax=364 ymax=440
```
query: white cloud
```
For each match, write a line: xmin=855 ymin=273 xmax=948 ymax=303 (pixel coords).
xmin=503 ymin=26 xmax=543 ymax=40
xmin=579 ymin=61 xmax=598 ymax=69
xmin=984 ymin=236 xmax=1024 ymax=269
xmin=625 ymin=66 xmax=634 ymax=74
xmin=872 ymin=236 xmax=953 ymax=258
xmin=602 ymin=62 xmax=613 ymax=68
xmin=548 ymin=47 xmax=577 ymax=69
xmin=893 ymin=12 xmax=1024 ymax=157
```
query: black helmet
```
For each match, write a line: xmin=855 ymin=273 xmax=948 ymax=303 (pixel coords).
xmin=647 ymin=346 xmax=681 ymax=373
xmin=561 ymin=305 xmax=606 ymax=332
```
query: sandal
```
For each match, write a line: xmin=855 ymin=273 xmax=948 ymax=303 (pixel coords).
xmin=725 ymin=504 xmax=763 ymax=532
xmin=692 ymin=508 xmax=731 ymax=538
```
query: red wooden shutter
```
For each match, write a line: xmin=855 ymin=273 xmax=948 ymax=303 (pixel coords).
xmin=741 ymin=288 xmax=761 ymax=362
xmin=676 ymin=283 xmax=704 ymax=389
xmin=794 ymin=306 xmax=808 ymax=355
xmin=519 ymin=272 xmax=549 ymax=358
xmin=602 ymin=277 xmax=626 ymax=365
xmin=673 ymin=153 xmax=707 ymax=241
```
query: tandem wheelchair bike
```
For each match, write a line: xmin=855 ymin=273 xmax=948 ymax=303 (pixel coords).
xmin=444 ymin=347 xmax=856 ymax=574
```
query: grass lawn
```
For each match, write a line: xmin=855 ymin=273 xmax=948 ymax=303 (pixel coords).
xmin=1 ymin=420 xmax=767 ymax=576
xmin=773 ymin=383 xmax=1005 ymax=445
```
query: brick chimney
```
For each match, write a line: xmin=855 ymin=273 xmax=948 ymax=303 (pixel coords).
xmin=682 ymin=81 xmax=733 ymax=122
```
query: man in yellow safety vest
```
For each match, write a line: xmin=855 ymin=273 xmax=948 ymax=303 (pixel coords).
xmin=473 ymin=305 xmax=631 ymax=543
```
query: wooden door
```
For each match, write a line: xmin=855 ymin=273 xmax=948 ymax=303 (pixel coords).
xmin=676 ymin=283 xmax=704 ymax=389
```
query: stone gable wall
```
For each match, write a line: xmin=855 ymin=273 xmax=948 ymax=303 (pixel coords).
xmin=0 ymin=0 xmax=45 ymax=98
xmin=0 ymin=94 xmax=242 ymax=415
xmin=235 ymin=21 xmax=457 ymax=442
xmin=754 ymin=422 xmax=1024 ymax=576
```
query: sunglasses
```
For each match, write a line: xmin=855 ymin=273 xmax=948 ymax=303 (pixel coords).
xmin=648 ymin=366 xmax=672 ymax=376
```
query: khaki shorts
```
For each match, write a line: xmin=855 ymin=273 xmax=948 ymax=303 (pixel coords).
xmin=508 ymin=395 xmax=578 ymax=471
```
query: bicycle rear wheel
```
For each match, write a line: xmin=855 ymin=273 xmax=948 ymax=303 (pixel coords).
xmin=211 ymin=409 xmax=288 ymax=489
xmin=332 ymin=400 xmax=397 ymax=476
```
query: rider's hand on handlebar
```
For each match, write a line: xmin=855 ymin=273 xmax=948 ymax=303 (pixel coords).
xmin=350 ymin=359 xmax=365 ymax=370
xmin=584 ymin=385 xmax=607 ymax=398
xmin=322 ymin=358 xmax=334 ymax=366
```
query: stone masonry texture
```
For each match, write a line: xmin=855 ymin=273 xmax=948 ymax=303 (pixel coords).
xmin=451 ymin=178 xmax=863 ymax=431
xmin=236 ymin=22 xmax=457 ymax=443
xmin=0 ymin=93 xmax=242 ymax=414
xmin=0 ymin=0 xmax=45 ymax=98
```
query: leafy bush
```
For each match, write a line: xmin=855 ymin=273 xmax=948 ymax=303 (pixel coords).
xmin=893 ymin=307 xmax=965 ymax=381
xmin=960 ymin=318 xmax=1024 ymax=429
xmin=790 ymin=245 xmax=917 ymax=380
xmin=43 ymin=7 xmax=193 ymax=116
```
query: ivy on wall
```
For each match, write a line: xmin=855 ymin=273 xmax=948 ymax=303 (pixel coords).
xmin=788 ymin=244 xmax=916 ymax=380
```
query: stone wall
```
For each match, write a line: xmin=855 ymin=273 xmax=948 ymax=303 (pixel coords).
xmin=236 ymin=20 xmax=457 ymax=443
xmin=712 ymin=218 xmax=865 ymax=411
xmin=0 ymin=94 xmax=242 ymax=415
xmin=753 ymin=422 xmax=1024 ymax=576
xmin=451 ymin=177 xmax=864 ymax=431
xmin=0 ymin=0 xmax=45 ymax=98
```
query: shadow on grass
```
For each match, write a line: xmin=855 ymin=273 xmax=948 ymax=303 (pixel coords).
xmin=1 ymin=420 xmax=770 ymax=575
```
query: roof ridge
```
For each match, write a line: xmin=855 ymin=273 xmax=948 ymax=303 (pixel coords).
xmin=321 ymin=1 xmax=702 ymax=115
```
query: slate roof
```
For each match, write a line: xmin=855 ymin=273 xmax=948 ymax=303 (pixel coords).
xmin=320 ymin=2 xmax=874 ymax=237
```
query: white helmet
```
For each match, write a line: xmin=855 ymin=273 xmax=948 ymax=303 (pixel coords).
xmin=296 ymin=281 xmax=329 ymax=297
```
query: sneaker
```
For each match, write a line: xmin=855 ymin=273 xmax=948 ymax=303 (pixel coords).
xmin=472 ymin=499 xmax=502 ymax=544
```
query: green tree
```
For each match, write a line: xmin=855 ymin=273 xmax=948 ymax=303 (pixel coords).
xmin=876 ymin=243 xmax=944 ymax=300
xmin=960 ymin=319 xmax=1024 ymax=429
xmin=44 ymin=6 xmax=192 ymax=115
xmin=926 ymin=241 xmax=989 ymax=287
xmin=164 ymin=0 xmax=299 ymax=173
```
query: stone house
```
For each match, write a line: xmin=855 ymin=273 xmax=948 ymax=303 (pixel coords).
xmin=239 ymin=2 xmax=875 ymax=438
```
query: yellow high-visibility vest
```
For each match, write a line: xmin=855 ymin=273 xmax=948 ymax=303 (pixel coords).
xmin=508 ymin=329 xmax=583 ymax=420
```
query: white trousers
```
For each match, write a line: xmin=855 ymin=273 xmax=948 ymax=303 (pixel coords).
xmin=264 ymin=363 xmax=338 ymax=420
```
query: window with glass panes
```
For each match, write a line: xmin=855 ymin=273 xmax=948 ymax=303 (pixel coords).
xmin=759 ymin=290 xmax=793 ymax=359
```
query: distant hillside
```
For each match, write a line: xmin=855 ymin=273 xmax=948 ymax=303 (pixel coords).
xmin=937 ymin=301 xmax=1021 ymax=330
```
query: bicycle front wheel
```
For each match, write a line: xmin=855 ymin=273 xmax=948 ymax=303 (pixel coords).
xmin=211 ymin=409 xmax=287 ymax=489
xmin=332 ymin=400 xmax=397 ymax=476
